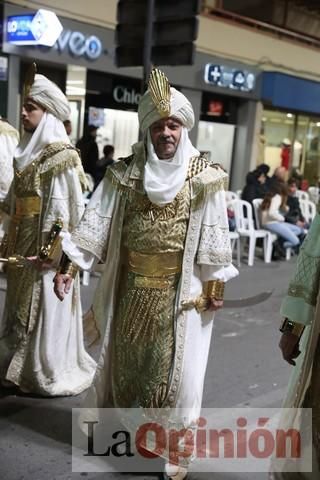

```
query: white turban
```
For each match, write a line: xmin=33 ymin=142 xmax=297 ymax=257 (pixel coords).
xmin=28 ymin=74 xmax=71 ymax=122
xmin=138 ymin=87 xmax=194 ymax=133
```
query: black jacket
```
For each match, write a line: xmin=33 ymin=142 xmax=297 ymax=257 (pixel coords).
xmin=242 ymin=172 xmax=268 ymax=204
xmin=285 ymin=196 xmax=305 ymax=224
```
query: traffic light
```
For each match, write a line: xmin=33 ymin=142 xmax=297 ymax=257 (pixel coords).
xmin=115 ymin=0 xmax=201 ymax=67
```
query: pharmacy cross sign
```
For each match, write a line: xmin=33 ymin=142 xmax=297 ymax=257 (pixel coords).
xmin=204 ymin=63 xmax=256 ymax=92
xmin=207 ymin=65 xmax=222 ymax=84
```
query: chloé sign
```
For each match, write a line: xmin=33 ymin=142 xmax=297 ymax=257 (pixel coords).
xmin=113 ymin=86 xmax=141 ymax=105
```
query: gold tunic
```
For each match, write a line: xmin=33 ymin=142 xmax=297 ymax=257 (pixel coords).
xmin=111 ymin=183 xmax=190 ymax=408
xmin=5 ymin=159 xmax=42 ymax=340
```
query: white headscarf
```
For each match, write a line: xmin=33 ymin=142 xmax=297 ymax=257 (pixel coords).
xmin=15 ymin=74 xmax=71 ymax=170
xmin=138 ymin=87 xmax=194 ymax=133
xmin=143 ymin=127 xmax=200 ymax=206
xmin=15 ymin=112 xmax=70 ymax=170
xmin=139 ymin=86 xmax=199 ymax=206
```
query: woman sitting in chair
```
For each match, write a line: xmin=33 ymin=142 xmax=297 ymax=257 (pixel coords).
xmin=260 ymin=184 xmax=304 ymax=256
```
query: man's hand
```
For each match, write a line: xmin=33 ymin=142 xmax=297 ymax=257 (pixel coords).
xmin=26 ymin=256 xmax=53 ymax=271
xmin=279 ymin=332 xmax=301 ymax=366
xmin=53 ymin=272 xmax=73 ymax=301
xmin=208 ymin=298 xmax=224 ymax=311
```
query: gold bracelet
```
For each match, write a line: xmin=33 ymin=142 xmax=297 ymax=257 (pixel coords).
xmin=58 ymin=253 xmax=79 ymax=279
xmin=203 ymin=280 xmax=225 ymax=301
xmin=64 ymin=263 xmax=79 ymax=278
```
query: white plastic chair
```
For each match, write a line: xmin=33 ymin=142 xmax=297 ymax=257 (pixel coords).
xmin=308 ymin=186 xmax=319 ymax=205
xmin=296 ymin=190 xmax=309 ymax=202
xmin=252 ymin=198 xmax=263 ymax=230
xmin=252 ymin=198 xmax=292 ymax=260
xmin=300 ymin=199 xmax=316 ymax=224
xmin=229 ymin=231 xmax=241 ymax=267
xmin=230 ymin=199 xmax=273 ymax=266
xmin=225 ymin=190 xmax=239 ymax=203
xmin=236 ymin=189 xmax=242 ymax=199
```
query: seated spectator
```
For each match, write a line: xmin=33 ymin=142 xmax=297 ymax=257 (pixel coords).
xmin=290 ymin=167 xmax=303 ymax=190
xmin=285 ymin=178 xmax=309 ymax=230
xmin=227 ymin=207 xmax=236 ymax=231
xmin=268 ymin=166 xmax=287 ymax=191
xmin=256 ymin=163 xmax=271 ymax=189
xmin=242 ymin=166 xmax=268 ymax=205
xmin=260 ymin=184 xmax=304 ymax=255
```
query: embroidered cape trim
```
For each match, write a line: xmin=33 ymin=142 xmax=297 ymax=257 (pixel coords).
xmin=106 ymin=150 xmax=228 ymax=208
xmin=14 ymin=142 xmax=87 ymax=191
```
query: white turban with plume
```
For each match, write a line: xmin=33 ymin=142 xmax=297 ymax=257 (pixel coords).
xmin=140 ymin=87 xmax=199 ymax=206
xmin=138 ymin=87 xmax=195 ymax=133
xmin=15 ymin=73 xmax=71 ymax=170
xmin=28 ymin=74 xmax=71 ymax=122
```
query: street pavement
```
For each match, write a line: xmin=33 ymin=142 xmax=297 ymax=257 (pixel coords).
xmin=0 ymin=255 xmax=297 ymax=480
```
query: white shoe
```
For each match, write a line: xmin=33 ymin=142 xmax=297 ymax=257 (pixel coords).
xmin=163 ymin=464 xmax=188 ymax=480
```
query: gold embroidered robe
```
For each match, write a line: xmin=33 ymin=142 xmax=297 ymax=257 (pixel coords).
xmin=0 ymin=142 xmax=96 ymax=395
xmin=65 ymin=141 xmax=238 ymax=416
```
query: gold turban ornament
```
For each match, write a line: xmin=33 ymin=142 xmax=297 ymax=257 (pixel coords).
xmin=148 ymin=68 xmax=171 ymax=118
xmin=23 ymin=62 xmax=37 ymax=102
xmin=138 ymin=68 xmax=194 ymax=132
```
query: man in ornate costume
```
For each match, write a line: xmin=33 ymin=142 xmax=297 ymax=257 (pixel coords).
xmin=272 ymin=212 xmax=320 ymax=478
xmin=0 ymin=119 xmax=19 ymax=243
xmin=54 ymin=69 xmax=238 ymax=478
xmin=0 ymin=68 xmax=96 ymax=396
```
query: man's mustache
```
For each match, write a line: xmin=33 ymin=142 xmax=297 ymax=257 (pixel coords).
xmin=158 ymin=139 xmax=174 ymax=144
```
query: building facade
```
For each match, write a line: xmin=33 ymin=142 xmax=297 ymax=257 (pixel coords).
xmin=1 ymin=2 xmax=262 ymax=188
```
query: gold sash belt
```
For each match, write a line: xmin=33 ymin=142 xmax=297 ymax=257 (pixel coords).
xmin=15 ymin=196 xmax=41 ymax=216
xmin=126 ymin=250 xmax=183 ymax=277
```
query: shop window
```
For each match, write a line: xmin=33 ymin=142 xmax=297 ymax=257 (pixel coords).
xmin=299 ymin=117 xmax=320 ymax=186
xmin=95 ymin=108 xmax=139 ymax=160
xmin=262 ymin=108 xmax=320 ymax=185
xmin=262 ymin=109 xmax=295 ymax=173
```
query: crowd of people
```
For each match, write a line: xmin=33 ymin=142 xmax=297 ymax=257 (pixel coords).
xmin=240 ymin=164 xmax=310 ymax=258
